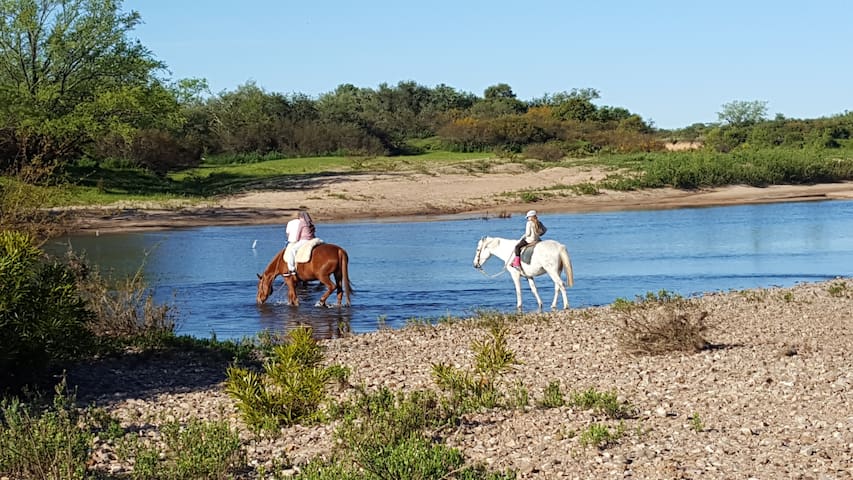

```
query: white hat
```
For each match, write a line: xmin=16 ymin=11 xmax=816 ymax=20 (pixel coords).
xmin=526 ymin=210 xmax=537 ymax=218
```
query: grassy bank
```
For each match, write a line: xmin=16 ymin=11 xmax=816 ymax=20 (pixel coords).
xmin=7 ymin=146 xmax=853 ymax=210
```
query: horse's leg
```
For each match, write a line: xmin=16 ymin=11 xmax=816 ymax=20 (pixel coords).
xmin=316 ymin=274 xmax=336 ymax=307
xmin=545 ymin=269 xmax=568 ymax=310
xmin=333 ymin=272 xmax=343 ymax=306
xmin=510 ymin=271 xmax=524 ymax=310
xmin=526 ymin=277 xmax=543 ymax=312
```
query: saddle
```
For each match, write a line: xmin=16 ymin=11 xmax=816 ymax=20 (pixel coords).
xmin=283 ymin=238 xmax=324 ymax=265
xmin=296 ymin=238 xmax=323 ymax=263
xmin=519 ymin=240 xmax=540 ymax=264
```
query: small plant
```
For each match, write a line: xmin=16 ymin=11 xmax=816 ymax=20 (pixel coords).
xmin=519 ymin=191 xmax=540 ymax=203
xmin=782 ymin=291 xmax=794 ymax=303
xmin=569 ymin=387 xmax=634 ymax=419
xmin=689 ymin=412 xmax=705 ymax=432
xmin=432 ymin=322 xmax=519 ymax=410
xmin=117 ymin=419 xmax=243 ymax=480
xmin=570 ymin=182 xmax=600 ymax=195
xmin=827 ymin=281 xmax=849 ymax=297
xmin=579 ymin=422 xmax=624 ymax=449
xmin=0 ymin=380 xmax=92 ymax=480
xmin=225 ymin=326 xmax=350 ymax=430
xmin=537 ymin=381 xmax=565 ymax=408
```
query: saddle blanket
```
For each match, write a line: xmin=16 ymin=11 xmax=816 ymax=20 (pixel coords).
xmin=296 ymin=238 xmax=323 ymax=262
xmin=283 ymin=238 xmax=324 ymax=265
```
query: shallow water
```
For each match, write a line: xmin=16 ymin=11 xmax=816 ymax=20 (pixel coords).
xmin=49 ymin=200 xmax=853 ymax=340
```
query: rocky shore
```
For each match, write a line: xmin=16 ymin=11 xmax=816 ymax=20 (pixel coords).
xmin=69 ymin=279 xmax=853 ymax=479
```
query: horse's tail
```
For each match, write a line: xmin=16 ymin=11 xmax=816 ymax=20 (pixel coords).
xmin=559 ymin=244 xmax=574 ymax=288
xmin=340 ymin=247 xmax=354 ymax=305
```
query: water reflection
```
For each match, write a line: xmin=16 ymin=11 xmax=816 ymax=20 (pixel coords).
xmin=255 ymin=282 xmax=353 ymax=340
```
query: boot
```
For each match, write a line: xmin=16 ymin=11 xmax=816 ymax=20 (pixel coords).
xmin=511 ymin=256 xmax=521 ymax=269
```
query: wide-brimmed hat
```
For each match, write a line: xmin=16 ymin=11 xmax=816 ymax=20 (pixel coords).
xmin=526 ymin=210 xmax=537 ymax=218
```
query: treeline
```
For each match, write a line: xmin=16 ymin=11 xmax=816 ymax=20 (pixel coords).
xmin=1 ymin=0 xmax=852 ymax=183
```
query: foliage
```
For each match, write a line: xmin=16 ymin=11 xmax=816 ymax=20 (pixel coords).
xmin=689 ymin=413 xmax=705 ymax=432
xmin=827 ymin=280 xmax=850 ymax=298
xmin=537 ymin=381 xmax=565 ymax=408
xmin=432 ymin=322 xmax=519 ymax=410
xmin=717 ymin=100 xmax=768 ymax=126
xmin=0 ymin=0 xmax=181 ymax=176
xmin=0 ymin=231 xmax=93 ymax=389
xmin=0 ymin=175 xmax=67 ymax=240
xmin=225 ymin=326 xmax=349 ymax=430
xmin=578 ymin=422 xmax=625 ymax=449
xmin=0 ymin=380 xmax=92 ymax=480
xmin=117 ymin=419 xmax=243 ymax=480
xmin=64 ymin=246 xmax=176 ymax=341
xmin=326 ymin=386 xmax=514 ymax=480
xmin=568 ymin=387 xmax=635 ymax=420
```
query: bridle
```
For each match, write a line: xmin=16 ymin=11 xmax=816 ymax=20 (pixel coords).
xmin=474 ymin=237 xmax=507 ymax=278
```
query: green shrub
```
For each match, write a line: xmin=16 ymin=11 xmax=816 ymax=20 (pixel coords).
xmin=0 ymin=231 xmax=93 ymax=389
xmin=328 ymin=386 xmax=514 ymax=480
xmin=225 ymin=326 xmax=349 ymax=430
xmin=0 ymin=380 xmax=92 ymax=480
xmin=578 ymin=422 xmax=624 ymax=449
xmin=432 ymin=323 xmax=519 ymax=410
xmin=569 ymin=387 xmax=634 ymax=419
xmin=117 ymin=419 xmax=243 ymax=480
xmin=537 ymin=381 xmax=565 ymax=408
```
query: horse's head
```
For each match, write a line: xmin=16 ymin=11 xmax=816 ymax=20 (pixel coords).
xmin=473 ymin=236 xmax=493 ymax=268
xmin=256 ymin=273 xmax=273 ymax=304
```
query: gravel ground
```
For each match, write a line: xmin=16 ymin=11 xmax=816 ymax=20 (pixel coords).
xmin=68 ymin=279 xmax=853 ymax=479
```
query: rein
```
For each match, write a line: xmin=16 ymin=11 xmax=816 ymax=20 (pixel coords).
xmin=475 ymin=265 xmax=507 ymax=279
xmin=474 ymin=238 xmax=508 ymax=278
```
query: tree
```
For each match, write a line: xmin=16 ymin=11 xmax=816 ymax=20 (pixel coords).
xmin=0 ymin=0 xmax=178 ymax=177
xmin=717 ymin=100 xmax=768 ymax=126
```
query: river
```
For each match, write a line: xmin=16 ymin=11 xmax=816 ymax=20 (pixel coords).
xmin=48 ymin=200 xmax=853 ymax=340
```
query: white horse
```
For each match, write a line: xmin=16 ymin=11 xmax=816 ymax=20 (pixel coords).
xmin=473 ymin=236 xmax=574 ymax=311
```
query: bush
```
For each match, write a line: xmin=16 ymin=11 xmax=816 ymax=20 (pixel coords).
xmin=522 ymin=142 xmax=564 ymax=162
xmin=0 ymin=380 xmax=93 ymax=480
xmin=117 ymin=419 xmax=243 ymax=480
xmin=614 ymin=292 xmax=710 ymax=355
xmin=225 ymin=327 xmax=349 ymax=430
xmin=0 ymin=231 xmax=93 ymax=389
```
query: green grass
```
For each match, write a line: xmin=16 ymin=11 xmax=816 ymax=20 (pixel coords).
xmin=25 ymin=146 xmax=853 ymax=209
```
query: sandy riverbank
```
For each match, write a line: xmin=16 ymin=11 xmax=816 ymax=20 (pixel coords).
xmin=66 ymin=165 xmax=853 ymax=233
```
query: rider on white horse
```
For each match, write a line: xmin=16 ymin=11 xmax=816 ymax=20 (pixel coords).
xmin=511 ymin=210 xmax=546 ymax=269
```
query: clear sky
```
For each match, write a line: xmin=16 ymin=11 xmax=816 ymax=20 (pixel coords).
xmin=124 ymin=0 xmax=852 ymax=130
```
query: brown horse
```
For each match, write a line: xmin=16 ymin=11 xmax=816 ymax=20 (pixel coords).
xmin=256 ymin=243 xmax=353 ymax=307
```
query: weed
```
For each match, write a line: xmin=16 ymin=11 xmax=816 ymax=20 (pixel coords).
xmin=0 ymin=380 xmax=92 ymax=480
xmin=519 ymin=191 xmax=540 ymax=202
xmin=537 ymin=381 xmax=565 ymax=408
xmin=828 ymin=280 xmax=849 ymax=297
xmin=117 ymin=419 xmax=243 ymax=479
xmin=578 ymin=422 xmax=625 ymax=449
xmin=570 ymin=182 xmax=600 ymax=195
xmin=225 ymin=326 xmax=349 ymax=430
xmin=689 ymin=413 xmax=704 ymax=432
xmin=432 ymin=322 xmax=520 ymax=411
xmin=569 ymin=387 xmax=634 ymax=419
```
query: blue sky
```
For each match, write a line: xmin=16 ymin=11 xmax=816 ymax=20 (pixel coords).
xmin=124 ymin=0 xmax=851 ymax=130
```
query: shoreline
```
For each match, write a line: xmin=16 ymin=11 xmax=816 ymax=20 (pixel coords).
xmin=66 ymin=178 xmax=853 ymax=234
